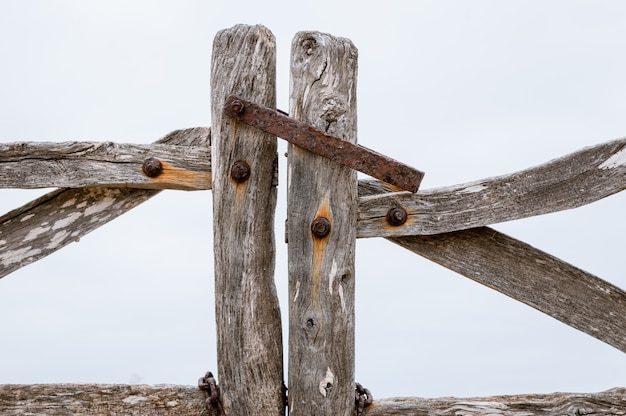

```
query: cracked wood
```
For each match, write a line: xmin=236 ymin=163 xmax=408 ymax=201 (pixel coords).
xmin=210 ymin=24 xmax=284 ymax=416
xmin=1 ymin=385 xmax=623 ymax=416
xmin=287 ymin=31 xmax=358 ymax=416
xmin=0 ymin=139 xmax=211 ymax=190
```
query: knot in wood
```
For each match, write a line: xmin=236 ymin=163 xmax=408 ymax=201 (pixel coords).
xmin=302 ymin=38 xmax=317 ymax=55
xmin=142 ymin=157 xmax=163 ymax=178
xmin=311 ymin=217 xmax=331 ymax=238
xmin=386 ymin=206 xmax=407 ymax=226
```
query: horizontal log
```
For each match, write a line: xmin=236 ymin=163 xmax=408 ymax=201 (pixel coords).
xmin=1 ymin=385 xmax=623 ymax=416
xmin=0 ymin=129 xmax=211 ymax=190
xmin=0 ymin=384 xmax=205 ymax=415
xmin=357 ymin=137 xmax=626 ymax=237
xmin=0 ymin=128 xmax=210 ymax=279
xmin=366 ymin=388 xmax=626 ymax=416
xmin=389 ymin=227 xmax=626 ymax=353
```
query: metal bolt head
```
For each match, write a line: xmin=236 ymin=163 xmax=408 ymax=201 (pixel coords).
xmin=386 ymin=206 xmax=407 ymax=226
xmin=311 ymin=217 xmax=331 ymax=238
xmin=142 ymin=157 xmax=163 ymax=178
xmin=230 ymin=160 xmax=251 ymax=183
xmin=230 ymin=100 xmax=244 ymax=114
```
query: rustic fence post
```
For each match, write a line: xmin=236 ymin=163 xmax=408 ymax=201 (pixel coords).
xmin=210 ymin=25 xmax=284 ymax=415
xmin=287 ymin=31 xmax=359 ymax=415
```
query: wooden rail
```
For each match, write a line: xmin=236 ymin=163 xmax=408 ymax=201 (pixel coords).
xmin=0 ymin=127 xmax=209 ymax=279
xmin=358 ymin=137 xmax=626 ymax=237
xmin=0 ymin=139 xmax=211 ymax=190
xmin=1 ymin=385 xmax=624 ymax=415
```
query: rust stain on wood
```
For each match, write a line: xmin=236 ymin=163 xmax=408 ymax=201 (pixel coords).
xmin=311 ymin=193 xmax=332 ymax=307
xmin=147 ymin=161 xmax=211 ymax=190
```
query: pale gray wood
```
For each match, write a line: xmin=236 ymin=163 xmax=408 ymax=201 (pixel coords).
xmin=0 ymin=139 xmax=211 ymax=190
xmin=210 ymin=25 xmax=284 ymax=416
xmin=358 ymin=137 xmax=626 ymax=237
xmin=0 ymin=384 xmax=206 ymax=415
xmin=287 ymin=31 xmax=358 ymax=416
xmin=366 ymin=388 xmax=626 ymax=416
xmin=2 ymin=385 xmax=623 ymax=416
xmin=0 ymin=127 xmax=210 ymax=279
xmin=389 ymin=227 xmax=626 ymax=353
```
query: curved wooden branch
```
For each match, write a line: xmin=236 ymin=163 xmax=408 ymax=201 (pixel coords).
xmin=358 ymin=137 xmax=626 ymax=237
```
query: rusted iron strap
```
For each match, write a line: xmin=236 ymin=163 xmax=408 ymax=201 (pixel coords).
xmin=223 ymin=95 xmax=424 ymax=192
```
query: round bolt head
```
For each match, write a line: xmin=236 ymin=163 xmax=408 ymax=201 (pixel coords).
xmin=386 ymin=206 xmax=407 ymax=226
xmin=230 ymin=160 xmax=251 ymax=183
xmin=311 ymin=217 xmax=331 ymax=238
xmin=230 ymin=100 xmax=244 ymax=114
xmin=142 ymin=157 xmax=163 ymax=178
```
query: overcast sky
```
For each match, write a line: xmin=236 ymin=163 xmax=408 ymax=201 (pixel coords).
xmin=1 ymin=0 xmax=625 ymax=399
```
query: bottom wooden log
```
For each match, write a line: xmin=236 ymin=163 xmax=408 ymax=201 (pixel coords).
xmin=366 ymin=388 xmax=626 ymax=416
xmin=0 ymin=384 xmax=206 ymax=415
xmin=1 ymin=384 xmax=624 ymax=416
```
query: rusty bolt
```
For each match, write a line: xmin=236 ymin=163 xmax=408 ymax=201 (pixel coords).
xmin=386 ymin=206 xmax=407 ymax=226
xmin=230 ymin=160 xmax=251 ymax=183
xmin=230 ymin=100 xmax=244 ymax=114
xmin=142 ymin=157 xmax=163 ymax=178
xmin=311 ymin=217 xmax=331 ymax=238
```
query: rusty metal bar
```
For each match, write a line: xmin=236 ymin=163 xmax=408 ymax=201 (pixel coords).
xmin=223 ymin=95 xmax=424 ymax=192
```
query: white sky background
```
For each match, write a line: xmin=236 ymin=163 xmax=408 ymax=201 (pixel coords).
xmin=1 ymin=0 xmax=625 ymax=398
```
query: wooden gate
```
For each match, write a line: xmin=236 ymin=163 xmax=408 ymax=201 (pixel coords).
xmin=1 ymin=24 xmax=625 ymax=415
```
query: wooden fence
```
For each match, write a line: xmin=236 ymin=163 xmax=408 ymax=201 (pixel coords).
xmin=1 ymin=24 xmax=625 ymax=415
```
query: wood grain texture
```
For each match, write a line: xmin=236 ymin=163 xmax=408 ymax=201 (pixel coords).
xmin=0 ymin=128 xmax=210 ymax=279
xmin=0 ymin=384 xmax=206 ymax=415
xmin=210 ymin=25 xmax=284 ymax=416
xmin=2 ymin=385 xmax=623 ymax=416
xmin=357 ymin=138 xmax=626 ymax=237
xmin=287 ymin=31 xmax=358 ymax=416
xmin=366 ymin=388 xmax=626 ymax=416
xmin=389 ymin=227 xmax=626 ymax=353
xmin=0 ymin=138 xmax=211 ymax=190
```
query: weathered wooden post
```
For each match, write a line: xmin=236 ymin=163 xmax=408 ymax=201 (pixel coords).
xmin=287 ymin=32 xmax=359 ymax=415
xmin=210 ymin=25 xmax=284 ymax=415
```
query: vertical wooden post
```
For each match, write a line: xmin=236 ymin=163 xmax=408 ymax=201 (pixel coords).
xmin=211 ymin=25 xmax=284 ymax=416
xmin=287 ymin=32 xmax=359 ymax=415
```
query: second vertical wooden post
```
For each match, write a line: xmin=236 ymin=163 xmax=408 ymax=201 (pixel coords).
xmin=287 ymin=31 xmax=359 ymax=415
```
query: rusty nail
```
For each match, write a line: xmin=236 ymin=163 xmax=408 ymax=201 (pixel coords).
xmin=230 ymin=160 xmax=251 ymax=183
xmin=230 ymin=99 xmax=244 ymax=114
xmin=311 ymin=217 xmax=331 ymax=238
xmin=142 ymin=157 xmax=163 ymax=178
xmin=386 ymin=206 xmax=407 ymax=226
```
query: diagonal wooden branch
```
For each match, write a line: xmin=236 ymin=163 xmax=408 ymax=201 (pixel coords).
xmin=0 ymin=127 xmax=210 ymax=279
xmin=0 ymin=138 xmax=211 ymax=190
xmin=1 ymin=384 xmax=624 ymax=416
xmin=357 ymin=137 xmax=626 ymax=238
xmin=388 ymin=227 xmax=626 ymax=353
